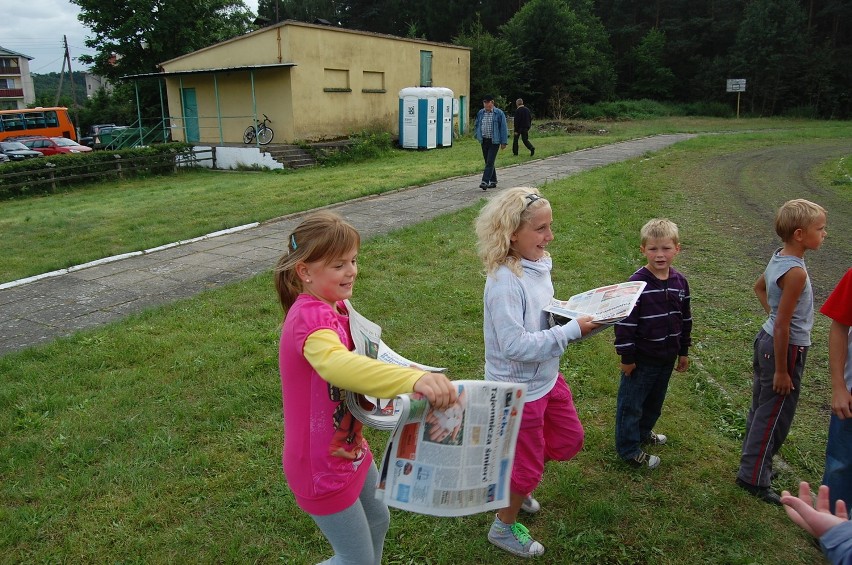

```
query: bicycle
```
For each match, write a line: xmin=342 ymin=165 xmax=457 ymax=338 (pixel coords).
xmin=243 ymin=114 xmax=274 ymax=145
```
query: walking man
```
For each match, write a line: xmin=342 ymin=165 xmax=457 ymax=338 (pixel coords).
xmin=474 ymin=94 xmax=508 ymax=190
xmin=512 ymin=98 xmax=535 ymax=157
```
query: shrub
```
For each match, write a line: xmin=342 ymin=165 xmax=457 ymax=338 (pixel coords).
xmin=316 ymin=131 xmax=394 ymax=166
xmin=0 ymin=143 xmax=193 ymax=200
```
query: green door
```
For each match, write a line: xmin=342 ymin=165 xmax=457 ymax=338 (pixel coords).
xmin=181 ymin=88 xmax=199 ymax=142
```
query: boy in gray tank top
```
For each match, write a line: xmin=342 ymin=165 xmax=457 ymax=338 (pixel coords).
xmin=736 ymin=199 xmax=827 ymax=504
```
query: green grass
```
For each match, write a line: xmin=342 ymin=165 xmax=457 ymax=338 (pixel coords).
xmin=2 ymin=119 xmax=852 ymax=563
xmin=1 ymin=117 xmax=844 ymax=283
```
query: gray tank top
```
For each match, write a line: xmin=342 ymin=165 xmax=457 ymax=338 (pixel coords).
xmin=761 ymin=249 xmax=813 ymax=346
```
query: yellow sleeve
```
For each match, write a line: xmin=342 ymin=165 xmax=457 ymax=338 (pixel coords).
xmin=304 ymin=329 xmax=425 ymax=398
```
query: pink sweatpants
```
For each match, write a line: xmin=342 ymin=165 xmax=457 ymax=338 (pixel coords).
xmin=511 ymin=375 xmax=584 ymax=495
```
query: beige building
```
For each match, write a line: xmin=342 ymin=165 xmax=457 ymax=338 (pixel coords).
xmin=0 ymin=46 xmax=36 ymax=110
xmin=156 ymin=20 xmax=470 ymax=144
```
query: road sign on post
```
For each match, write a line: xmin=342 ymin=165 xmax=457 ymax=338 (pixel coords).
xmin=726 ymin=79 xmax=747 ymax=118
xmin=726 ymin=79 xmax=747 ymax=92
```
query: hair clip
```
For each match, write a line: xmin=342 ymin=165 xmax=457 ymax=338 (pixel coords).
xmin=290 ymin=234 xmax=298 ymax=250
xmin=524 ymin=193 xmax=542 ymax=207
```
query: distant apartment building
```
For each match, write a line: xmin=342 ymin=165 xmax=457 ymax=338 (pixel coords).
xmin=84 ymin=73 xmax=113 ymax=98
xmin=0 ymin=46 xmax=36 ymax=110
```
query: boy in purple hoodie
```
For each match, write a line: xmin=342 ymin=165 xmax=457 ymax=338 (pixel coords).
xmin=614 ymin=218 xmax=692 ymax=469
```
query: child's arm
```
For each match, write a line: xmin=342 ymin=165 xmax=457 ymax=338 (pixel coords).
xmin=304 ymin=330 xmax=457 ymax=409
xmin=772 ymin=267 xmax=808 ymax=395
xmin=828 ymin=319 xmax=852 ymax=419
xmin=754 ymin=274 xmax=770 ymax=314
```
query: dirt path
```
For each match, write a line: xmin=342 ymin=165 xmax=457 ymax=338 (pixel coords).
xmin=687 ymin=139 xmax=850 ymax=301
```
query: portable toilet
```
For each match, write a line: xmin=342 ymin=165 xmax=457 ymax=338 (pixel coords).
xmin=398 ymin=87 xmax=437 ymax=149
xmin=434 ymin=87 xmax=454 ymax=147
xmin=423 ymin=88 xmax=438 ymax=149
xmin=399 ymin=87 xmax=419 ymax=149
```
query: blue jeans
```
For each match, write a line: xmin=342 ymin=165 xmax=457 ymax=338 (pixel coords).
xmin=615 ymin=360 xmax=674 ymax=460
xmin=823 ymin=412 xmax=852 ymax=517
xmin=481 ymin=139 xmax=500 ymax=183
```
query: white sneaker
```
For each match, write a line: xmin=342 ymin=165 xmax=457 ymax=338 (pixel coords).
xmin=521 ymin=496 xmax=540 ymax=514
xmin=628 ymin=450 xmax=661 ymax=469
xmin=643 ymin=431 xmax=667 ymax=446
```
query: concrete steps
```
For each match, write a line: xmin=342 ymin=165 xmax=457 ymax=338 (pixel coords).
xmin=262 ymin=144 xmax=317 ymax=168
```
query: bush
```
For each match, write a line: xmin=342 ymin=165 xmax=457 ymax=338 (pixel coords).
xmin=0 ymin=143 xmax=193 ymax=200
xmin=782 ymin=106 xmax=821 ymax=119
xmin=316 ymin=131 xmax=394 ymax=166
xmin=675 ymin=101 xmax=734 ymax=117
xmin=576 ymin=99 xmax=735 ymax=120
xmin=578 ymin=99 xmax=675 ymax=120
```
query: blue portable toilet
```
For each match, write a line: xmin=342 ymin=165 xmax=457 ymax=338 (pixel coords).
xmin=398 ymin=87 xmax=437 ymax=149
xmin=434 ymin=87 xmax=454 ymax=147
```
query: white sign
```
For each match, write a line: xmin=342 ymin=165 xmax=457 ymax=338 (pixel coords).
xmin=727 ymin=79 xmax=747 ymax=93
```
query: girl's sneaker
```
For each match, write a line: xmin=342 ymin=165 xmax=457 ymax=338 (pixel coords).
xmin=521 ymin=495 xmax=541 ymax=514
xmin=488 ymin=515 xmax=545 ymax=558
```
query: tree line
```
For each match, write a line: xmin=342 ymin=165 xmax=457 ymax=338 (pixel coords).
xmin=64 ymin=0 xmax=851 ymax=124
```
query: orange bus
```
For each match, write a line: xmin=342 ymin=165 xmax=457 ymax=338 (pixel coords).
xmin=0 ymin=107 xmax=77 ymax=142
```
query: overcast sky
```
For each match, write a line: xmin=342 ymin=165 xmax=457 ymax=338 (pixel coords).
xmin=1 ymin=0 xmax=259 ymax=75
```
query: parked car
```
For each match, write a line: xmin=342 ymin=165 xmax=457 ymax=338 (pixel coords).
xmin=0 ymin=153 xmax=9 ymax=165
xmin=0 ymin=140 xmax=43 ymax=161
xmin=79 ymin=123 xmax=116 ymax=147
xmin=19 ymin=136 xmax=93 ymax=156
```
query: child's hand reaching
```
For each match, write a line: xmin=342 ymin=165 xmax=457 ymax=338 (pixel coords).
xmin=781 ymin=481 xmax=848 ymax=538
xmin=414 ymin=373 xmax=458 ymax=410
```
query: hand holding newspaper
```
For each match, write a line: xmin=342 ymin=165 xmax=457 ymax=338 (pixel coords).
xmin=344 ymin=299 xmax=446 ymax=430
xmin=544 ymin=280 xmax=646 ymax=325
xmin=342 ymin=301 xmax=527 ymax=516
xmin=375 ymin=380 xmax=526 ymax=517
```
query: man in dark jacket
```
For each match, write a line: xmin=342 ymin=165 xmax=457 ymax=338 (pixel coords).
xmin=512 ymin=99 xmax=535 ymax=157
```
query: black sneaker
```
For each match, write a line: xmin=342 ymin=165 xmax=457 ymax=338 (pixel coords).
xmin=480 ymin=181 xmax=488 ymax=190
xmin=736 ymin=478 xmax=782 ymax=505
xmin=530 ymin=148 xmax=535 ymax=157
xmin=488 ymin=181 xmax=497 ymax=189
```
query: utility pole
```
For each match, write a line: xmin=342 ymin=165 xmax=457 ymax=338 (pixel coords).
xmin=55 ymin=36 xmax=81 ymax=137
xmin=54 ymin=37 xmax=67 ymax=107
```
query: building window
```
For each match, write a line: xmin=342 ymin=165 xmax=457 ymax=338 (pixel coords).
xmin=419 ymin=51 xmax=432 ymax=87
xmin=0 ymin=58 xmax=20 ymax=74
xmin=362 ymin=71 xmax=385 ymax=93
xmin=323 ymin=68 xmax=351 ymax=93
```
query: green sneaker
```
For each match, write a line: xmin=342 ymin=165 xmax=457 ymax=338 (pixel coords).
xmin=488 ymin=515 xmax=545 ymax=558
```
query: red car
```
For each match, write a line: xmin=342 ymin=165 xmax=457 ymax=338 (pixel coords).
xmin=19 ymin=136 xmax=93 ymax=156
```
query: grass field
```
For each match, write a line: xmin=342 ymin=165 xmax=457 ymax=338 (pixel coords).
xmin=1 ymin=119 xmax=851 ymax=563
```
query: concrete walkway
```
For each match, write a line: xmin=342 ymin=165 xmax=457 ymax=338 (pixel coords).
xmin=0 ymin=134 xmax=696 ymax=355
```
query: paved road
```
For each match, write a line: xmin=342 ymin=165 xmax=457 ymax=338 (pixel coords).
xmin=0 ymin=134 xmax=695 ymax=355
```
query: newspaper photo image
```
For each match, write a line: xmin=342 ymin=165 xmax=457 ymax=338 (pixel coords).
xmin=343 ymin=299 xmax=446 ymax=430
xmin=544 ymin=280 xmax=646 ymax=324
xmin=375 ymin=380 xmax=527 ymax=517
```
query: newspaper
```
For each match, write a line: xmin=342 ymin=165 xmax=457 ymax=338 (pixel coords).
xmin=344 ymin=300 xmax=446 ymax=430
xmin=375 ymin=380 xmax=526 ymax=517
xmin=544 ymin=281 xmax=646 ymax=324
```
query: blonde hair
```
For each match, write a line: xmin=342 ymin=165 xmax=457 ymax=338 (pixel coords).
xmin=274 ymin=211 xmax=361 ymax=313
xmin=640 ymin=218 xmax=680 ymax=246
xmin=775 ymin=199 xmax=826 ymax=242
xmin=475 ymin=186 xmax=550 ymax=276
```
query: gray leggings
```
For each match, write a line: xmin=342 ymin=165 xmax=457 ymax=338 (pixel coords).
xmin=310 ymin=464 xmax=390 ymax=565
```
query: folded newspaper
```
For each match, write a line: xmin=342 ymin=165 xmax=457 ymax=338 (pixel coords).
xmin=544 ymin=280 xmax=646 ymax=324
xmin=375 ymin=380 xmax=527 ymax=517
xmin=344 ymin=300 xmax=446 ymax=430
